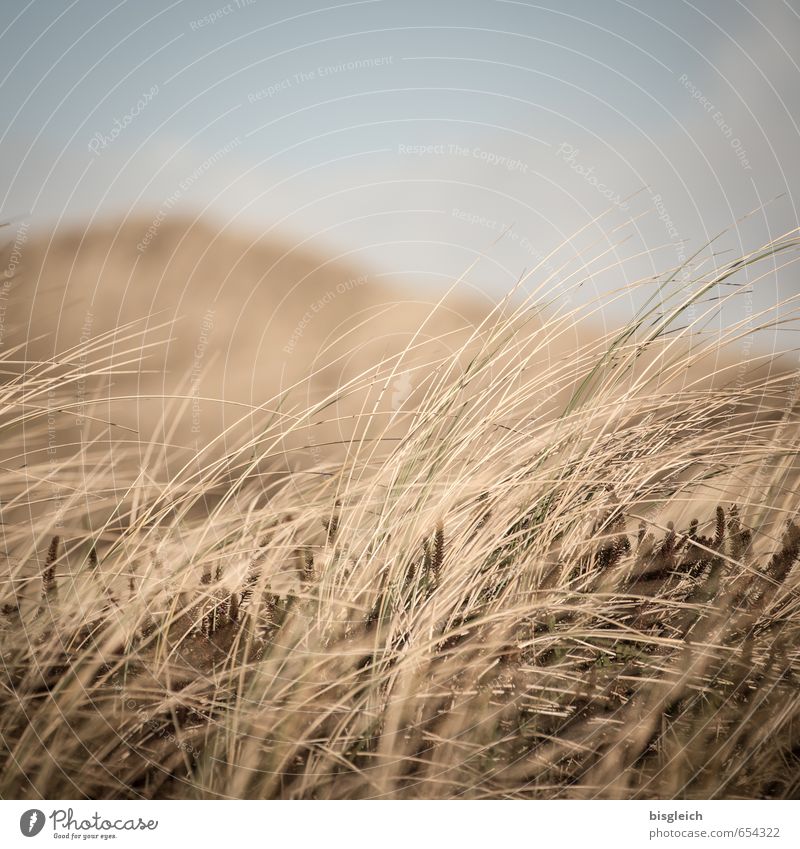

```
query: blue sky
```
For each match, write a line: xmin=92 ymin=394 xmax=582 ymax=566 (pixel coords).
xmin=2 ymin=0 xmax=799 ymax=320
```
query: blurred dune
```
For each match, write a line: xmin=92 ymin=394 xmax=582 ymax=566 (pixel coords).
xmin=3 ymin=217 xmax=507 ymax=480
xmin=2 ymin=217 xmax=787 ymax=516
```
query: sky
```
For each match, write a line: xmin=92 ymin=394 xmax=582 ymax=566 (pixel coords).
xmin=1 ymin=0 xmax=799 ymax=329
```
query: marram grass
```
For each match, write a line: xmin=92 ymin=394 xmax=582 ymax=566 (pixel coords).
xmin=2 ymin=230 xmax=800 ymax=799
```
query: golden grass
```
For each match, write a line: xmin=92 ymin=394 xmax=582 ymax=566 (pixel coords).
xmin=2 ymin=226 xmax=800 ymax=799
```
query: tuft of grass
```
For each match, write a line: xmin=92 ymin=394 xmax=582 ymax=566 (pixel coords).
xmin=40 ymin=535 xmax=60 ymax=600
xmin=2 ymin=227 xmax=800 ymax=799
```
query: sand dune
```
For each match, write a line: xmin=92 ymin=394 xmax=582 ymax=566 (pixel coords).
xmin=4 ymin=217 xmax=502 ymax=472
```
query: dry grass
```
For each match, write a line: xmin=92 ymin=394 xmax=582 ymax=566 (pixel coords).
xmin=2 ymin=226 xmax=800 ymax=799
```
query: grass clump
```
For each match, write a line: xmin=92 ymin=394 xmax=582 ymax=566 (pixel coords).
xmin=1 ymin=227 xmax=800 ymax=799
